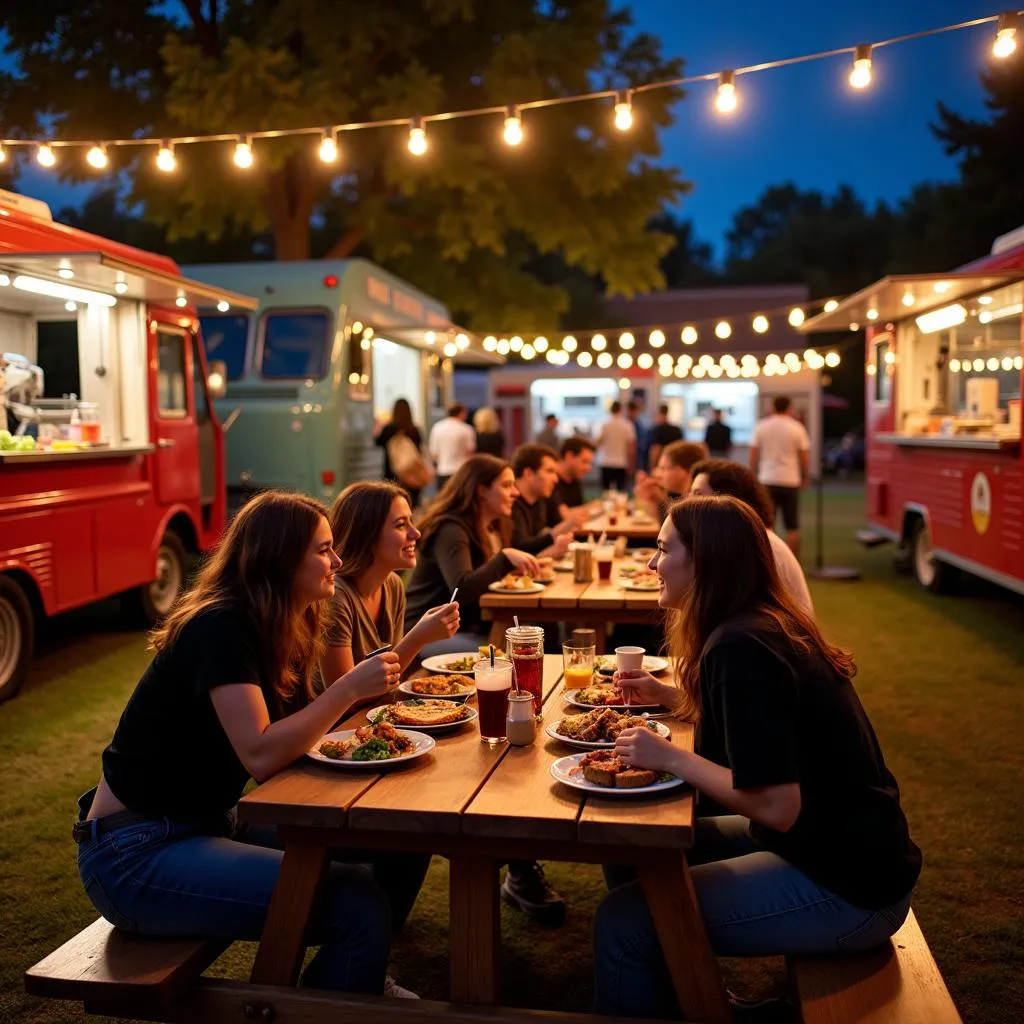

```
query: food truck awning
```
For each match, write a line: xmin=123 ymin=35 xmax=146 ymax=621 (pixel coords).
xmin=800 ymin=272 xmax=1021 ymax=334
xmin=0 ymin=251 xmax=258 ymax=311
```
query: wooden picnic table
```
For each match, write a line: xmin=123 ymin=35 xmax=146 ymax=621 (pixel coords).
xmin=480 ymin=556 xmax=662 ymax=652
xmin=237 ymin=655 xmax=730 ymax=1023
xmin=576 ymin=513 xmax=660 ymax=540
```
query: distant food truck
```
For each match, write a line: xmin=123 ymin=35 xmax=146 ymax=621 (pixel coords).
xmin=802 ymin=225 xmax=1023 ymax=596
xmin=0 ymin=189 xmax=256 ymax=701
xmin=184 ymin=260 xmax=499 ymax=504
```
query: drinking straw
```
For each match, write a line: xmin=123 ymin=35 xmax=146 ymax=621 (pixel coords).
xmin=510 ymin=659 xmax=522 ymax=695
xmin=449 ymin=586 xmax=459 ymax=605
xmin=598 ymin=531 xmax=607 ymax=547
xmin=513 ymin=615 xmax=520 ymax=630
xmin=489 ymin=644 xmax=495 ymax=669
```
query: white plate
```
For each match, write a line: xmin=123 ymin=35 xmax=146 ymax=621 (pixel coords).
xmin=307 ymin=728 xmax=435 ymax=766
xmin=488 ymin=581 xmax=546 ymax=594
xmin=420 ymin=653 xmax=478 ymax=676
xmin=553 ymin=559 xmax=574 ymax=572
xmin=619 ymin=579 xmax=661 ymax=593
xmin=366 ymin=701 xmax=478 ymax=732
xmin=595 ymin=654 xmax=670 ymax=676
xmin=549 ymin=753 xmax=685 ymax=795
xmin=545 ymin=717 xmax=671 ymax=750
xmin=398 ymin=678 xmax=474 ymax=701
xmin=563 ymin=689 xmax=665 ymax=712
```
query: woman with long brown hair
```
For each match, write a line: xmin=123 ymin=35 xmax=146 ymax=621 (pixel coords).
xmin=374 ymin=397 xmax=426 ymax=506
xmin=74 ymin=491 xmax=416 ymax=997
xmin=595 ymin=495 xmax=921 ymax=1017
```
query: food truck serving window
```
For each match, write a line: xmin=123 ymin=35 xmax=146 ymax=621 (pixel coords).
xmin=873 ymin=336 xmax=892 ymax=404
xmin=260 ymin=310 xmax=330 ymax=380
xmin=157 ymin=331 xmax=188 ymax=417
xmin=199 ymin=314 xmax=249 ymax=381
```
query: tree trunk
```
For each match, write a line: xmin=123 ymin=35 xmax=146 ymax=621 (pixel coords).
xmin=323 ymin=225 xmax=367 ymax=260
xmin=264 ymin=153 xmax=314 ymax=260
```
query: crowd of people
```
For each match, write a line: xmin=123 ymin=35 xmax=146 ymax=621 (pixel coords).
xmin=73 ymin=393 xmax=919 ymax=1015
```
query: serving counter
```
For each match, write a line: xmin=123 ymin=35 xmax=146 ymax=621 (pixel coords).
xmin=874 ymin=432 xmax=1020 ymax=453
xmin=0 ymin=443 xmax=155 ymax=465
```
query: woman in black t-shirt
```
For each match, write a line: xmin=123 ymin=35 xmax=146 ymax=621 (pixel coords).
xmin=594 ymin=495 xmax=922 ymax=1017
xmin=75 ymin=491 xmax=420 ymax=997
xmin=374 ymin=398 xmax=425 ymax=506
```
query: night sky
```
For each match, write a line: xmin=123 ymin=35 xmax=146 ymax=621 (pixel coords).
xmin=11 ymin=1 xmax=1000 ymax=258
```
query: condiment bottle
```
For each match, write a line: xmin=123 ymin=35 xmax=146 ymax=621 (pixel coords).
xmin=505 ymin=692 xmax=537 ymax=746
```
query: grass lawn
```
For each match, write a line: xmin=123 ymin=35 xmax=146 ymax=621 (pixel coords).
xmin=1 ymin=481 xmax=1022 ymax=1024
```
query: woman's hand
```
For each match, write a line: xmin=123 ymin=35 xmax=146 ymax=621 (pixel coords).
xmin=503 ymin=548 xmax=541 ymax=577
xmin=339 ymin=651 xmax=401 ymax=701
xmin=614 ymin=669 xmax=679 ymax=709
xmin=614 ymin=727 xmax=682 ymax=776
xmin=415 ymin=602 xmax=461 ymax=644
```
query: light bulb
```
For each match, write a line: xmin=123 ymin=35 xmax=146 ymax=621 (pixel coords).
xmin=637 ymin=353 xmax=653 ymax=369
xmin=156 ymin=143 xmax=177 ymax=173
xmin=591 ymin=334 xmax=607 ymax=351
xmin=521 ymin=344 xmax=536 ymax=360
xmin=866 ymin=308 xmax=879 ymax=321
xmin=503 ymin=105 xmax=523 ymax=146
xmin=562 ymin=335 xmax=578 ymax=352
xmin=0 ymin=144 xmax=5 ymax=164
xmin=114 ymin=280 xmax=128 ymax=295
xmin=577 ymin=351 xmax=593 ymax=368
xmin=86 ymin=145 xmax=108 ymax=170
xmin=993 ymin=13 xmax=1019 ymax=59
xmin=681 ymin=326 xmax=698 ymax=345
xmin=37 ymin=143 xmax=57 ymax=168
xmin=825 ymin=351 xmax=841 ymax=368
xmin=318 ymin=131 xmax=339 ymax=164
xmin=175 ymin=294 xmax=188 ymax=308
xmin=444 ymin=342 xmax=458 ymax=358
xmin=714 ymin=320 xmax=732 ymax=340
xmin=496 ymin=339 xmax=510 ymax=355
xmin=692 ymin=365 xmax=706 ymax=379
xmin=1001 ymin=356 xmax=1014 ymax=371
xmin=619 ymin=332 xmax=635 ymax=350
xmin=752 ymin=315 xmax=769 ymax=334
xmin=973 ymin=358 xmax=985 ymax=372
xmin=675 ymin=364 xmax=689 ymax=378
xmin=849 ymin=45 xmax=873 ymax=90
xmin=613 ymin=91 xmax=633 ymax=131
xmin=217 ymin=300 xmax=230 ymax=313
xmin=788 ymin=307 xmax=805 ymax=327
xmin=545 ymin=350 xmax=559 ymax=364
xmin=1015 ymin=356 xmax=1023 ymax=371
xmin=648 ymin=329 xmax=665 ymax=348
xmin=986 ymin=357 xmax=999 ymax=372
xmin=978 ymin=294 xmax=993 ymax=305
xmin=533 ymin=336 xmax=549 ymax=353
xmin=233 ymin=137 xmax=254 ymax=169
xmin=65 ymin=300 xmax=77 ymax=312
xmin=408 ymin=118 xmax=427 ymax=156
xmin=824 ymin=299 xmax=839 ymax=313
xmin=902 ymin=292 xmax=914 ymax=307
xmin=949 ymin=358 xmax=961 ymax=373
xmin=597 ymin=352 xmax=613 ymax=369
xmin=618 ymin=377 xmax=631 ymax=390
xmin=714 ymin=71 xmax=738 ymax=114
xmin=483 ymin=336 xmax=497 ymax=352
xmin=510 ymin=336 xmax=524 ymax=352
xmin=617 ymin=353 xmax=633 ymax=369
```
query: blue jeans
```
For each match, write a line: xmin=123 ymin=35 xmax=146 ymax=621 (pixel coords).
xmin=75 ymin=790 xmax=426 ymax=993
xmin=594 ymin=815 xmax=914 ymax=1018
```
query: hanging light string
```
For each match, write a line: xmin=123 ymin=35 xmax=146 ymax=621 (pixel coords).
xmin=0 ymin=10 xmax=1017 ymax=168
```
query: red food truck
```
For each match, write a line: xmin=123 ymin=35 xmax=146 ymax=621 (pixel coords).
xmin=0 ymin=190 xmax=256 ymax=701
xmin=802 ymin=225 xmax=1023 ymax=596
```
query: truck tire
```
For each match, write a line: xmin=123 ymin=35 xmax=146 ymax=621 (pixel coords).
xmin=911 ymin=519 xmax=957 ymax=594
xmin=126 ymin=531 xmax=188 ymax=626
xmin=0 ymin=576 xmax=35 ymax=703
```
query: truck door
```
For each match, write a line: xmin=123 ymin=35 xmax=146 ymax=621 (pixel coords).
xmin=151 ymin=323 xmax=201 ymax=506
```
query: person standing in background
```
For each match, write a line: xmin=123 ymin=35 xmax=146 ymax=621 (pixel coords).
xmin=472 ymin=407 xmax=505 ymax=459
xmin=428 ymin=403 xmax=476 ymax=491
xmin=595 ymin=401 xmax=636 ymax=492
xmin=536 ymin=413 xmax=560 ymax=452
xmin=749 ymin=395 xmax=810 ymax=557
xmin=647 ymin=403 xmax=683 ymax=471
xmin=626 ymin=400 xmax=649 ymax=476
xmin=373 ymin=398 xmax=425 ymax=507
xmin=704 ymin=408 xmax=733 ymax=459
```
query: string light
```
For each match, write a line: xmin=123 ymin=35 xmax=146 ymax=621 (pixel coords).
xmin=408 ymin=117 xmax=428 ymax=156
xmin=714 ymin=71 xmax=738 ymax=114
xmin=617 ymin=353 xmax=633 ymax=369
xmin=825 ymin=351 xmax=841 ymax=367
xmin=866 ymin=308 xmax=879 ymax=321
xmin=533 ymin=336 xmax=549 ymax=353
xmin=562 ymin=335 xmax=578 ymax=352
xmin=619 ymin=332 xmax=635 ymax=350
xmin=752 ymin=315 xmax=769 ymax=334
xmin=788 ymin=307 xmax=806 ymax=327
xmin=577 ymin=351 xmax=593 ymax=368
xmin=618 ymin=377 xmax=631 ymax=390
xmin=597 ymin=352 xmax=614 ymax=369
xmin=503 ymin=105 xmax=524 ymax=146
xmin=521 ymin=344 xmax=536 ymax=360
xmin=216 ymin=300 xmax=230 ymax=312
xmin=318 ymin=129 xmax=339 ymax=164
xmin=86 ymin=145 xmax=108 ymax=169
xmin=1001 ymin=356 xmax=1014 ymax=371
xmin=986 ymin=357 xmax=999 ymax=371
xmin=36 ymin=143 xmax=56 ymax=168
xmin=648 ymin=329 xmax=666 ymax=347
xmin=714 ymin=320 xmax=732 ymax=340
xmin=233 ymin=136 xmax=254 ymax=169
xmin=591 ymin=334 xmax=607 ymax=351
xmin=0 ymin=144 xmax=5 ymax=164
xmin=613 ymin=90 xmax=634 ymax=131
xmin=824 ymin=300 xmax=839 ymax=313
xmin=443 ymin=342 xmax=457 ymax=357
xmin=510 ymin=336 xmax=524 ymax=352
xmin=849 ymin=44 xmax=873 ymax=89
xmin=156 ymin=142 xmax=177 ymax=172
xmin=637 ymin=352 xmax=654 ymax=369
xmin=949 ymin=358 xmax=961 ymax=373
xmin=993 ymin=12 xmax=1019 ymax=58
xmin=902 ymin=291 xmax=915 ymax=307
xmin=496 ymin=339 xmax=510 ymax=355
xmin=973 ymin=358 xmax=985 ymax=372
xmin=483 ymin=335 xmax=497 ymax=351
xmin=681 ymin=326 xmax=698 ymax=345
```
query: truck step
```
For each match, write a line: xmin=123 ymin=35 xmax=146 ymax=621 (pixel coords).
xmin=856 ymin=529 xmax=890 ymax=548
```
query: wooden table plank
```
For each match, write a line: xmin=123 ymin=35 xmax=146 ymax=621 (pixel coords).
xmin=537 ymin=574 xmax=591 ymax=609
xmin=577 ymin=578 xmax=627 ymax=609
xmin=577 ymin=515 xmax=659 ymax=539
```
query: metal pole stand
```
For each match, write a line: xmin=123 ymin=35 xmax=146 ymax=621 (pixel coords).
xmin=808 ymin=472 xmax=860 ymax=581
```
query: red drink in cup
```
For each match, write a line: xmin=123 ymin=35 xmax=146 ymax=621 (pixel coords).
xmin=596 ymin=546 xmax=614 ymax=581
xmin=505 ymin=625 xmax=545 ymax=717
xmin=474 ymin=658 xmax=513 ymax=744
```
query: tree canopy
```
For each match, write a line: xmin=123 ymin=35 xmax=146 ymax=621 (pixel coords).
xmin=0 ymin=0 xmax=686 ymax=328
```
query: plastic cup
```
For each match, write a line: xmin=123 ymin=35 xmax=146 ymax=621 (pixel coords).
xmin=474 ymin=658 xmax=513 ymax=744
xmin=562 ymin=641 xmax=596 ymax=692
xmin=595 ymin=546 xmax=615 ymax=581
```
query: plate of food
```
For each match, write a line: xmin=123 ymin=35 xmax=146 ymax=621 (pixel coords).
xmin=367 ymin=699 xmax=478 ymax=731
xmin=619 ymin=570 xmax=661 ymax=591
xmin=550 ymin=751 xmax=684 ymax=795
xmin=420 ymin=653 xmax=478 ymax=675
xmin=546 ymin=707 xmax=671 ymax=749
xmin=563 ymin=683 xmax=664 ymax=712
xmin=399 ymin=674 xmax=475 ymax=701
xmin=595 ymin=654 xmax=670 ymax=676
xmin=488 ymin=573 xmax=545 ymax=594
xmin=553 ymin=557 xmax=574 ymax=572
xmin=309 ymin=723 xmax=435 ymax=766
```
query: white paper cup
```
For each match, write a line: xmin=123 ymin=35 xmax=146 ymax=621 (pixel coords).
xmin=615 ymin=646 xmax=645 ymax=673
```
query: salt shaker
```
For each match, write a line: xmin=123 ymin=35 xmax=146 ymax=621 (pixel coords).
xmin=505 ymin=692 xmax=537 ymax=746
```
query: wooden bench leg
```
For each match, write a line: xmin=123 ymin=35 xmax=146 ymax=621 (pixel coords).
xmin=449 ymin=853 xmax=500 ymax=1004
xmin=638 ymin=853 xmax=731 ymax=1024
xmin=250 ymin=839 xmax=330 ymax=987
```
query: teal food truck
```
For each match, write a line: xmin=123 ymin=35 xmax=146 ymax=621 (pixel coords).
xmin=185 ymin=260 xmax=498 ymax=502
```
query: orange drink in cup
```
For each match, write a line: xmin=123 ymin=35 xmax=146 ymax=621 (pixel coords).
xmin=563 ymin=640 xmax=596 ymax=691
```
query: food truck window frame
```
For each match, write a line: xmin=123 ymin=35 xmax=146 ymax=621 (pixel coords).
xmin=257 ymin=307 xmax=331 ymax=382
xmin=346 ymin=323 xmax=372 ymax=403
xmin=156 ymin=329 xmax=190 ymax=420
xmin=872 ymin=333 xmax=893 ymax=406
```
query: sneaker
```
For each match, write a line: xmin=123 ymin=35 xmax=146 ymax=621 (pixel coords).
xmin=500 ymin=862 xmax=566 ymax=927
xmin=383 ymin=975 xmax=420 ymax=999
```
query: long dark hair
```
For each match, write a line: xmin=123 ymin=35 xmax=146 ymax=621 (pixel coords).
xmin=665 ymin=495 xmax=855 ymax=721
xmin=418 ymin=454 xmax=511 ymax=552
xmin=690 ymin=458 xmax=774 ymax=527
xmin=391 ymin=398 xmax=414 ymax=434
xmin=151 ymin=490 xmax=329 ymax=710
xmin=329 ymin=481 xmax=411 ymax=580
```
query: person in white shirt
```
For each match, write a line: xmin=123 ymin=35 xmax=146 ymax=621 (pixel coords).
xmin=595 ymin=400 xmax=636 ymax=492
xmin=749 ymin=396 xmax=811 ymax=557
xmin=689 ymin=459 xmax=813 ymax=614
xmin=428 ymin=403 xmax=476 ymax=490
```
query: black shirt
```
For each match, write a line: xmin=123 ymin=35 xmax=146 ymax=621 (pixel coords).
xmin=375 ymin=423 xmax=423 ymax=481
xmin=649 ymin=422 xmax=683 ymax=451
xmin=553 ymin=475 xmax=584 ymax=513
xmin=704 ymin=420 xmax=732 ymax=455
xmin=695 ymin=626 xmax=921 ymax=910
xmin=510 ymin=494 xmax=554 ymax=554
xmin=475 ymin=430 xmax=505 ymax=458
xmin=102 ymin=607 xmax=277 ymax=820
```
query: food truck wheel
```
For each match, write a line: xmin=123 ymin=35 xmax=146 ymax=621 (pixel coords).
xmin=0 ymin=577 xmax=34 ymax=703
xmin=136 ymin=531 xmax=187 ymax=624
xmin=911 ymin=520 xmax=957 ymax=594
